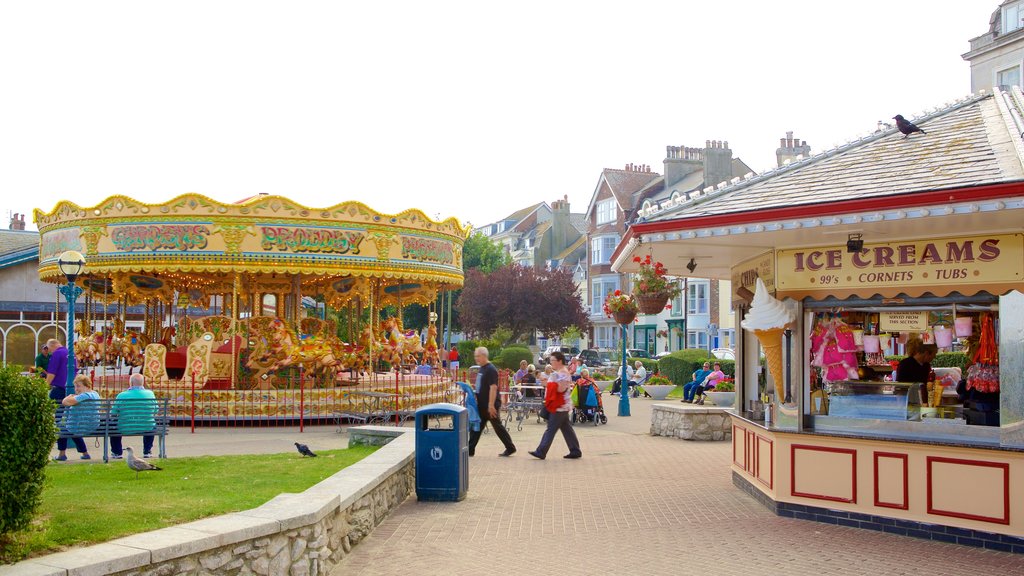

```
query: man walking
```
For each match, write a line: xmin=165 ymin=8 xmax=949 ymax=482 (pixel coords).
xmin=44 ymin=338 xmax=75 ymax=402
xmin=467 ymin=347 xmax=516 ymax=457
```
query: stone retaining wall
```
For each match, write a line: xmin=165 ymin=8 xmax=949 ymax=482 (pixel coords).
xmin=650 ymin=404 xmax=732 ymax=441
xmin=2 ymin=428 xmax=415 ymax=576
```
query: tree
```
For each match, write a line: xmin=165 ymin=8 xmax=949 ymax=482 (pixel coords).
xmin=457 ymin=264 xmax=590 ymax=342
xmin=444 ymin=232 xmax=511 ymax=334
xmin=462 ymin=232 xmax=511 ymax=273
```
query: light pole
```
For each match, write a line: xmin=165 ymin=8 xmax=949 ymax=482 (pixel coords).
xmin=57 ymin=251 xmax=85 ymax=395
xmin=618 ymin=322 xmax=630 ymax=417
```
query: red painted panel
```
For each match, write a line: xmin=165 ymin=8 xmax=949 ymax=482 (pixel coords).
xmin=757 ymin=436 xmax=774 ymax=490
xmin=791 ymin=444 xmax=857 ymax=504
xmin=732 ymin=424 xmax=744 ymax=469
xmin=873 ymin=451 xmax=909 ymax=510
xmin=926 ymin=456 xmax=1010 ymax=525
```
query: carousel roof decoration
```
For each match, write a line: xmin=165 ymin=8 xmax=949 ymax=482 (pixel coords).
xmin=34 ymin=193 xmax=470 ymax=298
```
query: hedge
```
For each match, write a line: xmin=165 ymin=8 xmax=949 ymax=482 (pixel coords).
xmin=495 ymin=346 xmax=534 ymax=370
xmin=0 ymin=366 xmax=57 ymax=542
xmin=627 ymin=357 xmax=659 ymax=374
xmin=658 ymin=349 xmax=734 ymax=385
xmin=884 ymin=351 xmax=969 ymax=372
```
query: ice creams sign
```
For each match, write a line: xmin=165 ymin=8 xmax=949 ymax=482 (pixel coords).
xmin=776 ymin=234 xmax=1024 ymax=294
xmin=741 ymin=278 xmax=795 ymax=403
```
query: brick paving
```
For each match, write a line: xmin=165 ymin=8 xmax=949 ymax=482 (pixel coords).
xmin=333 ymin=399 xmax=1024 ymax=576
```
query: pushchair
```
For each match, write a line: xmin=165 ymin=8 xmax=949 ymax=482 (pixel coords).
xmin=572 ymin=378 xmax=607 ymax=425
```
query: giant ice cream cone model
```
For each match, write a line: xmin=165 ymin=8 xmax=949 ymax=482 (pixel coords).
xmin=741 ymin=278 xmax=796 ymax=402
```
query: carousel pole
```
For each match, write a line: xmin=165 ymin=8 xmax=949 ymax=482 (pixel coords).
xmin=395 ymin=280 xmax=402 ymax=427
xmin=102 ymin=275 xmax=108 ymax=389
xmin=232 ymin=273 xmax=240 ymax=391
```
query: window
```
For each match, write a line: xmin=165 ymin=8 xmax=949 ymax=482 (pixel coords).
xmin=687 ymin=282 xmax=708 ymax=314
xmin=590 ymin=235 xmax=619 ymax=265
xmin=687 ymin=330 xmax=708 ymax=349
xmin=998 ymin=66 xmax=1021 ymax=91
xmin=596 ymin=199 xmax=616 ymax=225
xmin=671 ymin=280 xmax=683 ymax=317
xmin=1004 ymin=1 xmax=1024 ymax=34
xmin=595 ymin=325 xmax=620 ymax=349
xmin=591 ymin=277 xmax=620 ymax=315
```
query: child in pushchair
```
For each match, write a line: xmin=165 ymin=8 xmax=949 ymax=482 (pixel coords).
xmin=572 ymin=370 xmax=607 ymax=425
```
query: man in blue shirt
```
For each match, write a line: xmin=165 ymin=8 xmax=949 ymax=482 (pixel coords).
xmin=683 ymin=362 xmax=712 ymax=403
xmin=45 ymin=338 xmax=76 ymax=402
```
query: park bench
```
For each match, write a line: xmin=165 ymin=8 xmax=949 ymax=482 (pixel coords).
xmin=55 ymin=397 xmax=171 ymax=463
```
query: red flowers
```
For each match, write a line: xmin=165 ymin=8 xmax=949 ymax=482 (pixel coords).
xmin=614 ymin=289 xmax=622 ymax=296
xmin=632 ymin=257 xmax=682 ymax=300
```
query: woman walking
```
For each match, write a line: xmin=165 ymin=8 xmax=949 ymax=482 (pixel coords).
xmin=529 ymin=351 xmax=582 ymax=460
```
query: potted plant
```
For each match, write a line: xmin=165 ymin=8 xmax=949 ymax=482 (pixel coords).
xmin=631 ymin=255 xmax=683 ymax=315
xmin=640 ymin=374 xmax=675 ymax=400
xmin=706 ymin=378 xmax=736 ymax=408
xmin=604 ymin=290 xmax=638 ymax=325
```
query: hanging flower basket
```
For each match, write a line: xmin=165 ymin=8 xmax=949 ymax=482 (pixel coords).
xmin=631 ymin=255 xmax=681 ymax=314
xmin=636 ymin=292 xmax=670 ymax=315
xmin=613 ymin=309 xmax=638 ymax=325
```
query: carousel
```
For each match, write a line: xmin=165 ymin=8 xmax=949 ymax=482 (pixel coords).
xmin=34 ymin=193 xmax=468 ymax=421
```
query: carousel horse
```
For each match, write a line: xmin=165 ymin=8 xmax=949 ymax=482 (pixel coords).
xmin=244 ymin=317 xmax=341 ymax=388
xmin=382 ymin=316 xmax=423 ymax=365
xmin=422 ymin=322 xmax=440 ymax=366
xmin=116 ymin=330 xmax=151 ymax=374
xmin=159 ymin=326 xmax=177 ymax=352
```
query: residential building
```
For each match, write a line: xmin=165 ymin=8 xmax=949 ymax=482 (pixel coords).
xmin=964 ymin=1 xmax=1024 ymax=92
xmin=586 ymin=140 xmax=753 ymax=355
xmin=473 ymin=197 xmax=587 ymax=269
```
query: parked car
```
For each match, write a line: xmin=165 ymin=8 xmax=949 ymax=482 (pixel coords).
xmin=626 ymin=348 xmax=652 ymax=359
xmin=537 ymin=345 xmax=580 ymax=366
xmin=576 ymin=349 xmax=612 ymax=368
xmin=711 ymin=348 xmax=735 ymax=360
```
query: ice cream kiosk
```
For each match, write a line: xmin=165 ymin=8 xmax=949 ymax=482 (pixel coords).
xmin=613 ymin=91 xmax=1024 ymax=549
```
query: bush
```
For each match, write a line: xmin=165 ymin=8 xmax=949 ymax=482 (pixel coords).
xmin=627 ymin=357 xmax=659 ymax=374
xmin=495 ymin=346 xmax=533 ymax=370
xmin=455 ymin=340 xmax=478 ymax=364
xmin=714 ymin=379 xmax=736 ymax=392
xmin=0 ymin=366 xmax=57 ymax=543
xmin=657 ymin=349 xmax=734 ymax=385
xmin=648 ymin=375 xmax=672 ymax=385
xmin=885 ymin=352 xmax=969 ymax=372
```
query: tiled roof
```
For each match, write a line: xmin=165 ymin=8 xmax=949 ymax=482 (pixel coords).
xmin=646 ymin=91 xmax=1024 ymax=223
xmin=602 ymin=169 xmax=662 ymax=211
xmin=553 ymin=235 xmax=586 ymax=261
xmin=0 ymin=229 xmax=39 ymax=269
xmin=570 ymin=213 xmax=588 ymax=234
xmin=503 ymin=202 xmax=545 ymax=224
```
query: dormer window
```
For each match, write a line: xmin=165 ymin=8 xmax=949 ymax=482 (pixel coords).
xmin=596 ymin=199 xmax=616 ymax=225
xmin=1004 ymin=1 xmax=1023 ymax=34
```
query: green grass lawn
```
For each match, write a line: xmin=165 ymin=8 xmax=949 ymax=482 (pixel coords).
xmin=2 ymin=446 xmax=378 ymax=563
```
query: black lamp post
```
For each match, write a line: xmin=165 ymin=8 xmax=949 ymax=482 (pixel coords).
xmin=57 ymin=250 xmax=85 ymax=394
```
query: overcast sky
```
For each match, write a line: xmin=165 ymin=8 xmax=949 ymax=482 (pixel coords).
xmin=0 ymin=1 xmax=996 ymax=231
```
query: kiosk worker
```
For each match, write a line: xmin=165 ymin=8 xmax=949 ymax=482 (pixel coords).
xmin=896 ymin=340 xmax=937 ymax=385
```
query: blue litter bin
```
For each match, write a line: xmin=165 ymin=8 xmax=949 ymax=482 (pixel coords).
xmin=415 ymin=403 xmax=468 ymax=502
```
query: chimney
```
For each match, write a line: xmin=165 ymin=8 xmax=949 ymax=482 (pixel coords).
xmin=9 ymin=213 xmax=25 ymax=231
xmin=703 ymin=139 xmax=733 ymax=191
xmin=551 ymin=196 xmax=571 ymax=258
xmin=663 ymin=145 xmax=703 ymax=187
xmin=776 ymin=131 xmax=811 ymax=167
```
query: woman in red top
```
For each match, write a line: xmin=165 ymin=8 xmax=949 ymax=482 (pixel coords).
xmin=529 ymin=351 xmax=582 ymax=460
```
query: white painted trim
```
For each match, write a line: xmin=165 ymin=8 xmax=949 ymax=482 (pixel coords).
xmin=638 ymin=197 xmax=1024 ymax=249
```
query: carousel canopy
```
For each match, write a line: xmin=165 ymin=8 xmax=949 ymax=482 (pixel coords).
xmin=34 ymin=194 xmax=469 ymax=305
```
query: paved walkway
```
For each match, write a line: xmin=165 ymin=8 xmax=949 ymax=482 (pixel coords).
xmin=331 ymin=398 xmax=1024 ymax=576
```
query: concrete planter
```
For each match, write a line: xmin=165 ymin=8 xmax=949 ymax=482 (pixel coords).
xmin=641 ymin=384 xmax=675 ymax=400
xmin=706 ymin=391 xmax=736 ymax=407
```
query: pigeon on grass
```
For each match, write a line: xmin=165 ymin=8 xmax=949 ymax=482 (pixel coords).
xmin=893 ymin=115 xmax=926 ymax=138
xmin=124 ymin=447 xmax=162 ymax=480
xmin=295 ymin=442 xmax=317 ymax=457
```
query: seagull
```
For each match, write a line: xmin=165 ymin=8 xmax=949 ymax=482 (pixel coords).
xmin=295 ymin=442 xmax=317 ymax=457
xmin=893 ymin=115 xmax=926 ymax=138
xmin=124 ymin=447 xmax=162 ymax=480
